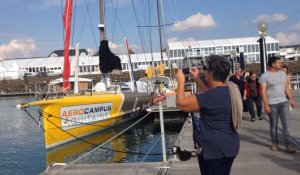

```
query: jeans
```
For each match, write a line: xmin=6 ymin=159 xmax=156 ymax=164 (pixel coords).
xmin=268 ymin=101 xmax=291 ymax=145
xmin=198 ymin=154 xmax=235 ymax=175
xmin=248 ymin=96 xmax=262 ymax=118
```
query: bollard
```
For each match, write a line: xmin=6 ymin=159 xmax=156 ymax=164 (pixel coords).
xmin=159 ymin=102 xmax=167 ymax=164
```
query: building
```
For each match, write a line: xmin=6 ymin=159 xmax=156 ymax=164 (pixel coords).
xmin=279 ymin=44 xmax=300 ymax=61
xmin=0 ymin=36 xmax=280 ymax=79
xmin=168 ymin=36 xmax=279 ymax=67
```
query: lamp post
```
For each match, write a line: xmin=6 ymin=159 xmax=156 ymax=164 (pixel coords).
xmin=230 ymin=49 xmax=237 ymax=74
xmin=257 ymin=22 xmax=268 ymax=74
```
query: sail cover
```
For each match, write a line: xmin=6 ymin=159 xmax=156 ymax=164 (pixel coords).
xmin=62 ymin=0 xmax=73 ymax=91
xmin=99 ymin=40 xmax=122 ymax=74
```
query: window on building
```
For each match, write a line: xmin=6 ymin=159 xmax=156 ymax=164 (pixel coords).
xmin=271 ymin=43 xmax=275 ymax=51
xmin=178 ymin=50 xmax=182 ymax=57
xmin=251 ymin=45 xmax=255 ymax=53
xmin=244 ymin=45 xmax=248 ymax=53
xmin=170 ymin=50 xmax=173 ymax=57
xmin=247 ymin=45 xmax=251 ymax=53
xmin=275 ymin=43 xmax=279 ymax=51
xmin=267 ymin=43 xmax=271 ymax=51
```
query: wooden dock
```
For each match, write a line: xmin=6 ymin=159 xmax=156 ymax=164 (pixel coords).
xmin=42 ymin=91 xmax=300 ymax=175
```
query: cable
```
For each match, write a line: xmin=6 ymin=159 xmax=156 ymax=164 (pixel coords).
xmin=71 ymin=0 xmax=77 ymax=47
xmin=60 ymin=0 xmax=65 ymax=46
xmin=269 ymin=9 xmax=300 ymax=32
xmin=139 ymin=135 xmax=162 ymax=163
xmin=147 ymin=0 xmax=154 ymax=62
xmin=131 ymin=0 xmax=147 ymax=57
xmin=36 ymin=110 xmax=169 ymax=156
xmin=84 ymin=0 xmax=98 ymax=49
xmin=53 ymin=112 xmax=170 ymax=174
xmin=23 ymin=109 xmax=46 ymax=132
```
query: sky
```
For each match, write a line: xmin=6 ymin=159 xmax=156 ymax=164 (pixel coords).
xmin=1 ymin=0 xmax=300 ymax=59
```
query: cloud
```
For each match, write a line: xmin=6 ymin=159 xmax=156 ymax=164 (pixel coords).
xmin=252 ymin=13 xmax=287 ymax=23
xmin=291 ymin=22 xmax=300 ymax=31
xmin=0 ymin=39 xmax=37 ymax=59
xmin=109 ymin=42 xmax=126 ymax=54
xmin=167 ymin=37 xmax=180 ymax=43
xmin=108 ymin=41 xmax=139 ymax=54
xmin=171 ymin=12 xmax=217 ymax=32
xmin=275 ymin=32 xmax=300 ymax=45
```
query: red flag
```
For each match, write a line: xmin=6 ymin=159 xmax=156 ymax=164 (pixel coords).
xmin=62 ymin=0 xmax=73 ymax=92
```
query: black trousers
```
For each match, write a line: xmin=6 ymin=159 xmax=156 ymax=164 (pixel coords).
xmin=247 ymin=96 xmax=262 ymax=118
xmin=198 ymin=154 xmax=235 ymax=175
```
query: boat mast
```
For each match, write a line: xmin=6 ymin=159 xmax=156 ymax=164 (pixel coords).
xmin=156 ymin=0 xmax=164 ymax=63
xmin=98 ymin=0 xmax=106 ymax=41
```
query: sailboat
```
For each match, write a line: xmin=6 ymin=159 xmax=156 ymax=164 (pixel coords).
xmin=17 ymin=0 xmax=152 ymax=149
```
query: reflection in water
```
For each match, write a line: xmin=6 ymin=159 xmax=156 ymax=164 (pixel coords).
xmin=46 ymin=115 xmax=185 ymax=165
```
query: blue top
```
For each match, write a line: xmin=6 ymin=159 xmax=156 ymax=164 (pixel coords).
xmin=194 ymin=86 xmax=240 ymax=159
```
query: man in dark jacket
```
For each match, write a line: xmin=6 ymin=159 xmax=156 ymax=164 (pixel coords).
xmin=229 ymin=68 xmax=247 ymax=111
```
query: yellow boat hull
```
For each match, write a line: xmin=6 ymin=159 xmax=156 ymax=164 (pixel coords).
xmin=21 ymin=92 xmax=151 ymax=149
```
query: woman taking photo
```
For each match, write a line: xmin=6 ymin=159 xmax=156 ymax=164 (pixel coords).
xmin=176 ymin=55 xmax=242 ymax=175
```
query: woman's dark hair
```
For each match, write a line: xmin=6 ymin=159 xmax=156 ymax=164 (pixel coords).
xmin=206 ymin=55 xmax=230 ymax=82
xmin=267 ymin=56 xmax=280 ymax=67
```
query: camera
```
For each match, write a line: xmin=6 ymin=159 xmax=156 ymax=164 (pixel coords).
xmin=182 ymin=67 xmax=190 ymax=75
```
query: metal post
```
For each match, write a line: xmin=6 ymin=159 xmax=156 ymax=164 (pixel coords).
xmin=258 ymin=37 xmax=267 ymax=74
xmin=156 ymin=0 xmax=164 ymax=63
xmin=159 ymin=102 xmax=167 ymax=164
xmin=229 ymin=58 xmax=234 ymax=74
xmin=74 ymin=43 xmax=80 ymax=94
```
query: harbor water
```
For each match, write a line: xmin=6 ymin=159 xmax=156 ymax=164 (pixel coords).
xmin=0 ymin=96 xmax=185 ymax=175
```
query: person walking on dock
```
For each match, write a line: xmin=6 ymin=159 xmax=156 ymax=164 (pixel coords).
xmin=229 ymin=68 xmax=248 ymax=112
xmin=176 ymin=55 xmax=242 ymax=175
xmin=243 ymin=71 xmax=263 ymax=122
xmin=259 ymin=56 xmax=297 ymax=153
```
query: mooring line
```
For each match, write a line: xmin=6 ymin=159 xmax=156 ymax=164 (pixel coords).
xmin=52 ymin=112 xmax=154 ymax=174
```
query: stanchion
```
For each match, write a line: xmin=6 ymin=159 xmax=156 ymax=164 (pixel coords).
xmin=159 ymin=102 xmax=167 ymax=164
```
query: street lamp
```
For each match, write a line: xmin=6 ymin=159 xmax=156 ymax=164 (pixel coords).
xmin=258 ymin=22 xmax=268 ymax=74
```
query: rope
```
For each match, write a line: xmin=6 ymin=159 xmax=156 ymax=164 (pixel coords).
xmin=38 ymin=110 xmax=169 ymax=156
xmin=130 ymin=0 xmax=147 ymax=58
xmin=84 ymin=0 xmax=98 ymax=49
xmin=23 ymin=109 xmax=46 ymax=132
xmin=140 ymin=135 xmax=162 ymax=163
xmin=52 ymin=111 xmax=169 ymax=174
xmin=71 ymin=0 xmax=77 ymax=47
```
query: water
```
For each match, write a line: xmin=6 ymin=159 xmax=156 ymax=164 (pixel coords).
xmin=0 ymin=96 xmax=184 ymax=175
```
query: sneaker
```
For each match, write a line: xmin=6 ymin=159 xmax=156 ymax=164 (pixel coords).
xmin=258 ymin=116 xmax=263 ymax=120
xmin=270 ymin=143 xmax=278 ymax=151
xmin=285 ymin=145 xmax=297 ymax=153
xmin=250 ymin=118 xmax=256 ymax=122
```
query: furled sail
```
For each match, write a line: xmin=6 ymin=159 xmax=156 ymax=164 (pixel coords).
xmin=99 ymin=40 xmax=122 ymax=74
